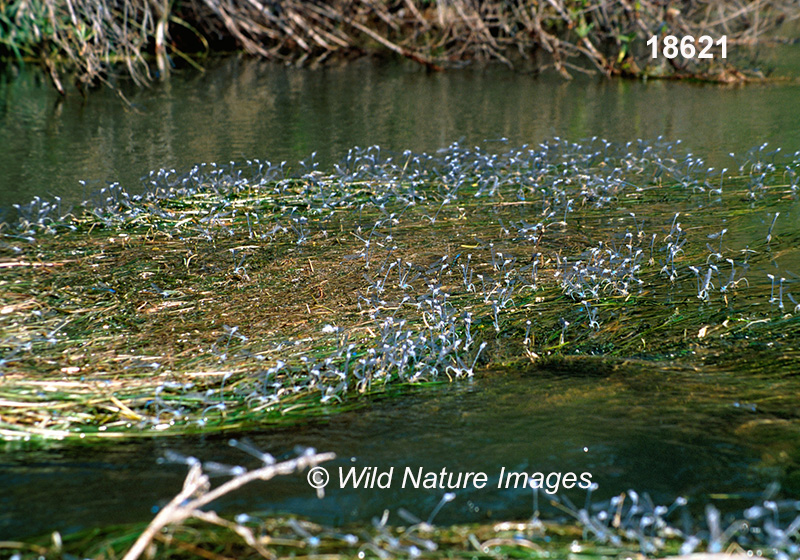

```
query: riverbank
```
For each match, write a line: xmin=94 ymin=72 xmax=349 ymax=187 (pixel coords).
xmin=1 ymin=0 xmax=797 ymax=94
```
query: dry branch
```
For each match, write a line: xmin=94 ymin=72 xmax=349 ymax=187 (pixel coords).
xmin=122 ymin=450 xmax=336 ymax=560
xmin=3 ymin=0 xmax=797 ymax=89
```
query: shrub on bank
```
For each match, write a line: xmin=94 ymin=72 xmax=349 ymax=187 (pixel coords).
xmin=0 ymin=0 xmax=795 ymax=93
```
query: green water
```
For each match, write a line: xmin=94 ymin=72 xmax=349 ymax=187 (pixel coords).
xmin=3 ymin=365 xmax=798 ymax=540
xmin=2 ymin=54 xmax=800 ymax=211
xmin=2 ymin=52 xmax=800 ymax=542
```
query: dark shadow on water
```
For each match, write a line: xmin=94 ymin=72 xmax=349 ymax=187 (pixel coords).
xmin=2 ymin=361 xmax=796 ymax=539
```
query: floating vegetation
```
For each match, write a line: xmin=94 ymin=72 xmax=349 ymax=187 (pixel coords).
xmin=1 ymin=137 xmax=800 ymax=443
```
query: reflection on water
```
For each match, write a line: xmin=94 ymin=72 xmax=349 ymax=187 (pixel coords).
xmin=1 ymin=55 xmax=799 ymax=210
xmin=2 ymin=364 xmax=798 ymax=539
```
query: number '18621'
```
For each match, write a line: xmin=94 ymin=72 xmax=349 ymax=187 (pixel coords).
xmin=647 ymin=35 xmax=727 ymax=59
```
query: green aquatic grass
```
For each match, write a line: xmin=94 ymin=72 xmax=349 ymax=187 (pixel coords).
xmin=1 ymin=142 xmax=799 ymax=444
xmin=4 ymin=140 xmax=800 ymax=560
xmin=2 ymin=516 xmax=693 ymax=560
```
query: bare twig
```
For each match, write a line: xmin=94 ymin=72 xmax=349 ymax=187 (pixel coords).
xmin=122 ymin=450 xmax=336 ymax=560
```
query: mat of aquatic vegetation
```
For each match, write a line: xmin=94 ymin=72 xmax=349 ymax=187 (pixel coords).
xmin=1 ymin=138 xmax=799 ymax=442
xmin=0 ymin=517 xmax=697 ymax=560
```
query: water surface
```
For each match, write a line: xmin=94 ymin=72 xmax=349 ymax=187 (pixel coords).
xmin=2 ymin=52 xmax=800 ymax=541
xmin=2 ymin=364 xmax=798 ymax=539
xmin=2 ymin=54 xmax=800 ymax=211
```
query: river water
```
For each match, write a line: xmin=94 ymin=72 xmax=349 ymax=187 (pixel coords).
xmin=1 ymin=51 xmax=800 ymax=540
xmin=2 ymin=52 xmax=800 ymax=211
xmin=0 ymin=367 xmax=786 ymax=539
